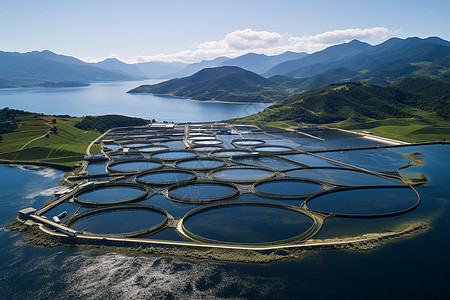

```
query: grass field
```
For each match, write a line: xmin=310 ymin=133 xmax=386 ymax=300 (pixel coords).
xmin=0 ymin=114 xmax=101 ymax=168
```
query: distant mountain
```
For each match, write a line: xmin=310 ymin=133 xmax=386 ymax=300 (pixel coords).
xmin=94 ymin=58 xmax=147 ymax=78
xmin=264 ymin=40 xmax=371 ymax=77
xmin=220 ymin=51 xmax=307 ymax=74
xmin=0 ymin=50 xmax=139 ymax=88
xmin=167 ymin=57 xmax=230 ymax=78
xmin=270 ymin=67 xmax=358 ymax=92
xmin=128 ymin=66 xmax=289 ymax=103
xmin=134 ymin=61 xmax=187 ymax=78
xmin=264 ymin=37 xmax=450 ymax=86
xmin=240 ymin=78 xmax=450 ymax=125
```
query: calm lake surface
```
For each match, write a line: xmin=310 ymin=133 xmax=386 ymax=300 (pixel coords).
xmin=0 ymin=80 xmax=270 ymax=122
xmin=0 ymin=85 xmax=449 ymax=298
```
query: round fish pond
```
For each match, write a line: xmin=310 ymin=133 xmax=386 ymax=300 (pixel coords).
xmin=254 ymin=178 xmax=324 ymax=199
xmin=191 ymin=145 xmax=224 ymax=152
xmin=254 ymin=145 xmax=295 ymax=153
xmin=175 ymin=157 xmax=226 ymax=171
xmin=191 ymin=139 xmax=223 ymax=146
xmin=180 ymin=202 xmax=316 ymax=245
xmin=304 ymin=186 xmax=420 ymax=217
xmin=66 ymin=205 xmax=168 ymax=237
xmin=210 ymin=166 xmax=276 ymax=184
xmin=151 ymin=150 xmax=197 ymax=161
xmin=74 ymin=183 xmax=149 ymax=207
xmin=210 ymin=149 xmax=251 ymax=158
xmin=232 ymin=139 xmax=266 ymax=147
xmin=284 ymin=167 xmax=402 ymax=186
xmin=136 ymin=145 xmax=170 ymax=153
xmin=119 ymin=141 xmax=152 ymax=149
xmin=168 ymin=181 xmax=239 ymax=203
xmin=107 ymin=159 xmax=163 ymax=173
xmin=136 ymin=169 xmax=196 ymax=186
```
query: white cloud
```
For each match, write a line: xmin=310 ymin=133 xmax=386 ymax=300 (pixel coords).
xmin=104 ymin=27 xmax=392 ymax=63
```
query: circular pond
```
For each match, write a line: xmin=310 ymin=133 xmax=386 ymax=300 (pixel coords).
xmin=192 ymin=145 xmax=224 ymax=152
xmin=67 ymin=205 xmax=168 ymax=237
xmin=168 ymin=181 xmax=239 ymax=203
xmin=191 ymin=139 xmax=223 ymax=146
xmin=137 ymin=145 xmax=170 ymax=153
xmin=284 ymin=167 xmax=402 ymax=186
xmin=180 ymin=201 xmax=317 ymax=245
xmin=254 ymin=145 xmax=294 ymax=153
xmin=119 ymin=141 xmax=152 ymax=149
xmin=210 ymin=149 xmax=251 ymax=158
xmin=152 ymin=150 xmax=197 ymax=161
xmin=74 ymin=183 xmax=149 ymax=207
xmin=136 ymin=169 xmax=196 ymax=186
xmin=108 ymin=152 xmax=143 ymax=160
xmin=254 ymin=178 xmax=324 ymax=199
xmin=211 ymin=166 xmax=276 ymax=184
xmin=304 ymin=186 xmax=420 ymax=217
xmin=232 ymin=139 xmax=266 ymax=147
xmin=146 ymin=136 xmax=172 ymax=143
xmin=107 ymin=159 xmax=163 ymax=173
xmin=187 ymin=135 xmax=216 ymax=140
xmin=175 ymin=157 xmax=226 ymax=171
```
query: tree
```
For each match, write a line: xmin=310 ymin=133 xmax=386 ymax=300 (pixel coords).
xmin=52 ymin=119 xmax=56 ymax=124
xmin=51 ymin=126 xmax=58 ymax=134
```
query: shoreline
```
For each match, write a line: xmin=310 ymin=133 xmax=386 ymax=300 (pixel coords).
xmin=128 ymin=92 xmax=274 ymax=105
xmin=7 ymin=217 xmax=427 ymax=263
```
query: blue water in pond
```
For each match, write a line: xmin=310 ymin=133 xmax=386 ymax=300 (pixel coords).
xmin=70 ymin=209 xmax=166 ymax=234
xmin=255 ymin=179 xmax=323 ymax=196
xmin=138 ymin=171 xmax=195 ymax=184
xmin=76 ymin=186 xmax=146 ymax=203
xmin=119 ymin=142 xmax=150 ymax=148
xmin=109 ymin=160 xmax=162 ymax=172
xmin=306 ymin=187 xmax=419 ymax=215
xmin=319 ymin=148 xmax=409 ymax=172
xmin=284 ymin=168 xmax=402 ymax=186
xmin=152 ymin=151 xmax=197 ymax=160
xmin=232 ymin=155 xmax=301 ymax=171
xmin=282 ymin=153 xmax=344 ymax=167
xmin=211 ymin=150 xmax=249 ymax=157
xmin=183 ymin=205 xmax=314 ymax=243
xmin=137 ymin=145 xmax=169 ymax=152
xmin=212 ymin=167 xmax=274 ymax=183
xmin=254 ymin=145 xmax=292 ymax=152
xmin=176 ymin=158 xmax=224 ymax=170
xmin=42 ymin=202 xmax=79 ymax=221
xmin=170 ymin=183 xmax=238 ymax=201
xmin=86 ymin=161 xmax=107 ymax=174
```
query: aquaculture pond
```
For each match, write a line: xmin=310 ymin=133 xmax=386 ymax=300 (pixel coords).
xmin=69 ymin=208 xmax=166 ymax=235
xmin=182 ymin=204 xmax=314 ymax=244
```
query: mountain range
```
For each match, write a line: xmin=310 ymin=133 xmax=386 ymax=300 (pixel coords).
xmin=127 ymin=36 xmax=450 ymax=102
xmin=1 ymin=36 xmax=450 ymax=95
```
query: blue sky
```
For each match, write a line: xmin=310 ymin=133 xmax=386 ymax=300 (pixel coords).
xmin=1 ymin=0 xmax=449 ymax=63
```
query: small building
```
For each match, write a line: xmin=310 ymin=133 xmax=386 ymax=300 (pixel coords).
xmin=18 ymin=207 xmax=37 ymax=220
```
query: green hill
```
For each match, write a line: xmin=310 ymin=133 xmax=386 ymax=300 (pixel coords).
xmin=128 ymin=66 xmax=289 ymax=103
xmin=0 ymin=109 xmax=149 ymax=168
xmin=238 ymin=78 xmax=450 ymax=142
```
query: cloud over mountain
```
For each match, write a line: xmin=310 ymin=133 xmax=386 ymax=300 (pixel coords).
xmin=135 ymin=27 xmax=392 ymax=63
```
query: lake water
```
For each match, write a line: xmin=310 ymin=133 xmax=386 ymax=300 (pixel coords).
xmin=0 ymin=80 xmax=270 ymax=122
